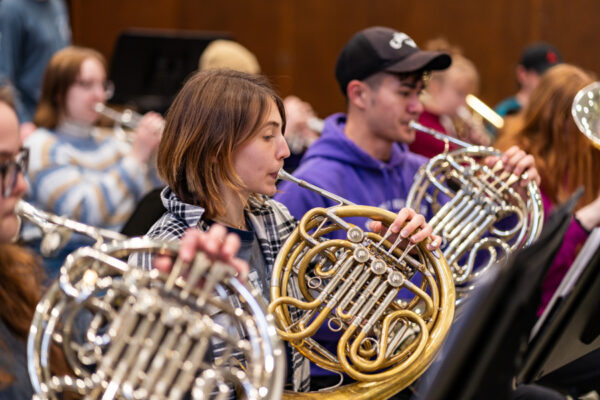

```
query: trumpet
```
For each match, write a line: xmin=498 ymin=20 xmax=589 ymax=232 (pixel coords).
xmin=465 ymin=94 xmax=504 ymax=130
xmin=94 ymin=102 xmax=143 ymax=130
xmin=94 ymin=102 xmax=148 ymax=143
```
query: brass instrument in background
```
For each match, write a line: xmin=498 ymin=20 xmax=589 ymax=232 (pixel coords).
xmin=19 ymin=201 xmax=284 ymax=400
xmin=465 ymin=94 xmax=504 ymax=130
xmin=446 ymin=94 xmax=501 ymax=146
xmin=94 ymin=102 xmax=149 ymax=143
xmin=572 ymin=81 xmax=600 ymax=149
xmin=94 ymin=102 xmax=143 ymax=130
xmin=407 ymin=121 xmax=544 ymax=303
xmin=271 ymin=170 xmax=455 ymax=399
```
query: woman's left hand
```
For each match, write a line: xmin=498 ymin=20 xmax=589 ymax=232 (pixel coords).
xmin=154 ymin=225 xmax=250 ymax=282
xmin=368 ymin=207 xmax=442 ymax=251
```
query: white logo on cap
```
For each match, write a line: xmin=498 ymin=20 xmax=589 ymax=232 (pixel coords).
xmin=389 ymin=32 xmax=416 ymax=50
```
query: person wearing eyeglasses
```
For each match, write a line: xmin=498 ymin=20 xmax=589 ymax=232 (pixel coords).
xmin=0 ymin=85 xmax=73 ymax=399
xmin=22 ymin=46 xmax=164 ymax=278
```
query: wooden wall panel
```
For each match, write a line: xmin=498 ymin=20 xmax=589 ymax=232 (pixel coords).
xmin=68 ymin=0 xmax=600 ymax=118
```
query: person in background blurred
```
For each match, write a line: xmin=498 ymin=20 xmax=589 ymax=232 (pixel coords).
xmin=22 ymin=46 xmax=164 ymax=279
xmin=495 ymin=63 xmax=600 ymax=317
xmin=496 ymin=68 xmax=600 ymax=399
xmin=0 ymin=0 xmax=71 ymax=139
xmin=495 ymin=42 xmax=562 ymax=118
xmin=199 ymin=39 xmax=261 ymax=74
xmin=410 ymin=38 xmax=491 ymax=158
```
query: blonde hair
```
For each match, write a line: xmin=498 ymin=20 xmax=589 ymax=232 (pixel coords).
xmin=198 ymin=40 xmax=261 ymax=74
xmin=425 ymin=38 xmax=479 ymax=95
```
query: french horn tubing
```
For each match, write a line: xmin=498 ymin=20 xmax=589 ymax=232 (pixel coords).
xmin=271 ymin=170 xmax=455 ymax=399
xmin=18 ymin=201 xmax=284 ymax=400
xmin=407 ymin=121 xmax=544 ymax=302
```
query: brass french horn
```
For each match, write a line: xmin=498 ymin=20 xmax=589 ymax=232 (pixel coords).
xmin=19 ymin=201 xmax=284 ymax=400
xmin=271 ymin=170 xmax=455 ymax=399
xmin=407 ymin=121 xmax=544 ymax=302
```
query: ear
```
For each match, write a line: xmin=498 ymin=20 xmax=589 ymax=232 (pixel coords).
xmin=515 ymin=65 xmax=528 ymax=84
xmin=347 ymin=80 xmax=370 ymax=110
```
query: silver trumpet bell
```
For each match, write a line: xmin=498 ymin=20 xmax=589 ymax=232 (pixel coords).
xmin=22 ymin=202 xmax=284 ymax=400
xmin=407 ymin=122 xmax=544 ymax=303
xmin=572 ymin=81 xmax=600 ymax=149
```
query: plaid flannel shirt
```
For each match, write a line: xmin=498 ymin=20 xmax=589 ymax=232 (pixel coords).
xmin=134 ymin=187 xmax=310 ymax=394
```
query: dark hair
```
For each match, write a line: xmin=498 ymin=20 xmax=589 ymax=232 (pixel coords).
xmin=363 ymin=70 xmax=427 ymax=92
xmin=157 ymin=69 xmax=286 ymax=219
xmin=34 ymin=46 xmax=107 ymax=129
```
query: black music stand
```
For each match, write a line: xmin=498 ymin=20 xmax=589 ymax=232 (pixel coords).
xmin=517 ymin=227 xmax=600 ymax=384
xmin=411 ymin=189 xmax=582 ymax=400
xmin=108 ymin=28 xmax=232 ymax=114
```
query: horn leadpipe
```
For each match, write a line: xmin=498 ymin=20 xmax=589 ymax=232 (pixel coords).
xmin=277 ymin=169 xmax=355 ymax=206
xmin=409 ymin=120 xmax=473 ymax=148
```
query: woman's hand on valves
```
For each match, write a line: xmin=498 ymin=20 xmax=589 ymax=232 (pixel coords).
xmin=368 ymin=207 xmax=442 ymax=252
xmin=154 ymin=224 xmax=250 ymax=283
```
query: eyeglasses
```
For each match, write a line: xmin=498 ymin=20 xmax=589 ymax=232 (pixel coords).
xmin=1 ymin=147 xmax=29 ymax=198
xmin=73 ymin=79 xmax=115 ymax=99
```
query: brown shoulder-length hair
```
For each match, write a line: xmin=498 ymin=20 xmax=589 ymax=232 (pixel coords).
xmin=157 ymin=68 xmax=286 ymax=219
xmin=33 ymin=46 xmax=107 ymax=129
xmin=495 ymin=64 xmax=600 ymax=209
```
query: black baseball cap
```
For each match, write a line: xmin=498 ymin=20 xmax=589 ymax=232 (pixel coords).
xmin=335 ymin=26 xmax=452 ymax=95
xmin=519 ymin=42 xmax=562 ymax=74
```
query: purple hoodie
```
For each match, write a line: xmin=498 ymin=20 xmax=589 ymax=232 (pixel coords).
xmin=274 ymin=113 xmax=430 ymax=378
xmin=275 ymin=113 xmax=432 ymax=235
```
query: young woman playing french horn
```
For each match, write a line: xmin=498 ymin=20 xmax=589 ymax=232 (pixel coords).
xmin=137 ymin=68 xmax=441 ymax=393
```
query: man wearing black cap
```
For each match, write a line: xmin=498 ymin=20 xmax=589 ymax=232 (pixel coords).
xmin=274 ymin=26 xmax=541 ymax=393
xmin=276 ymin=27 xmax=453 ymax=223
xmin=495 ymin=41 xmax=563 ymax=117
xmin=277 ymin=26 xmax=538 ymax=234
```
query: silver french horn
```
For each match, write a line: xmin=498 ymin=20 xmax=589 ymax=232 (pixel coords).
xmin=407 ymin=122 xmax=544 ymax=303
xmin=572 ymin=81 xmax=600 ymax=149
xmin=17 ymin=200 xmax=284 ymax=400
